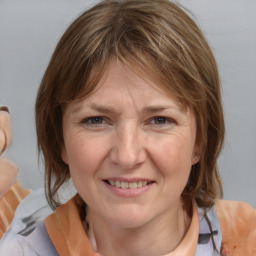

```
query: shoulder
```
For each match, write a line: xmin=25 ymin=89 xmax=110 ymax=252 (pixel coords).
xmin=0 ymin=188 xmax=56 ymax=256
xmin=0 ymin=181 xmax=30 ymax=238
xmin=215 ymin=199 xmax=256 ymax=255
xmin=215 ymin=199 xmax=256 ymax=231
xmin=0 ymin=220 xmax=58 ymax=256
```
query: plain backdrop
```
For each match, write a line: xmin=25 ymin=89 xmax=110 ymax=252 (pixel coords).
xmin=0 ymin=0 xmax=255 ymax=207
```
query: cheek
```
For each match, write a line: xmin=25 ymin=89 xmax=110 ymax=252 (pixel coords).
xmin=152 ymin=138 xmax=193 ymax=198
xmin=65 ymin=134 xmax=110 ymax=177
xmin=150 ymin=137 xmax=194 ymax=177
xmin=66 ymin=136 xmax=106 ymax=199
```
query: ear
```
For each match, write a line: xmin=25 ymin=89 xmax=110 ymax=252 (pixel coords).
xmin=61 ymin=145 xmax=69 ymax=165
xmin=191 ymin=135 xmax=202 ymax=165
xmin=191 ymin=154 xmax=200 ymax=165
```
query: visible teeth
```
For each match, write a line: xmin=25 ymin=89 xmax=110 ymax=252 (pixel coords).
xmin=129 ymin=182 xmax=137 ymax=189
xmin=121 ymin=182 xmax=128 ymax=189
xmin=108 ymin=180 xmax=150 ymax=189
xmin=115 ymin=180 xmax=121 ymax=188
xmin=137 ymin=181 xmax=142 ymax=188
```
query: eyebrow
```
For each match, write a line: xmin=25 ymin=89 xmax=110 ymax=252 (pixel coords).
xmin=143 ymin=105 xmax=181 ymax=113
xmin=90 ymin=104 xmax=117 ymax=114
xmin=71 ymin=103 xmax=117 ymax=114
xmin=72 ymin=103 xmax=181 ymax=114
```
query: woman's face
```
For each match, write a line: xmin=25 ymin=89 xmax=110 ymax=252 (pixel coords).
xmin=61 ymin=61 xmax=199 ymax=229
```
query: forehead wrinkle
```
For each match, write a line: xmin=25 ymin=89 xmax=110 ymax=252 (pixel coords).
xmin=113 ymin=63 xmax=185 ymax=115
xmin=70 ymin=102 xmax=120 ymax=115
xmin=142 ymin=105 xmax=183 ymax=114
xmin=89 ymin=103 xmax=119 ymax=114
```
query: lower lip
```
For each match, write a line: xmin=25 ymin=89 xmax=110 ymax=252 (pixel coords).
xmin=104 ymin=182 xmax=154 ymax=198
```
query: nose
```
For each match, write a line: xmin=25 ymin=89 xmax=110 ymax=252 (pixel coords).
xmin=110 ymin=123 xmax=146 ymax=170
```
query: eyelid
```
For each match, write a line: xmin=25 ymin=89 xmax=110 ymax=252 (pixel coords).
xmin=147 ymin=116 xmax=176 ymax=126
xmin=81 ymin=116 xmax=107 ymax=125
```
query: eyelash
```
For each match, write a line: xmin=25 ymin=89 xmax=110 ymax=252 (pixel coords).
xmin=81 ymin=116 xmax=175 ymax=128
xmin=149 ymin=116 xmax=175 ymax=126
xmin=81 ymin=116 xmax=107 ymax=125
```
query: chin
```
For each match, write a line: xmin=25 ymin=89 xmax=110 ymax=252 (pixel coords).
xmin=105 ymin=206 xmax=151 ymax=229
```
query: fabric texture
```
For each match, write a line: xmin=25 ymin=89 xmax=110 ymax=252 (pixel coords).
xmin=44 ymin=199 xmax=223 ymax=256
xmin=216 ymin=200 xmax=256 ymax=256
xmin=0 ymin=189 xmax=255 ymax=256
xmin=0 ymin=182 xmax=30 ymax=238
xmin=0 ymin=188 xmax=54 ymax=255
xmin=196 ymin=205 xmax=222 ymax=255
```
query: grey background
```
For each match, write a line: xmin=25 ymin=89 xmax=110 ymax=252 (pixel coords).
xmin=0 ymin=0 xmax=255 ymax=206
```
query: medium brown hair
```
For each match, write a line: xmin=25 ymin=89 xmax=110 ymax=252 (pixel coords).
xmin=35 ymin=0 xmax=224 ymax=210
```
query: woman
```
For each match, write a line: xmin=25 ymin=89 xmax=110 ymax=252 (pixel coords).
xmin=0 ymin=0 xmax=255 ymax=255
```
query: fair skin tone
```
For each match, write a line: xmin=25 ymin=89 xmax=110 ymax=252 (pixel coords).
xmin=61 ymin=61 xmax=200 ymax=256
xmin=0 ymin=109 xmax=18 ymax=198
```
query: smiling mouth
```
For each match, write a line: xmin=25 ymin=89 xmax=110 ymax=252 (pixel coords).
xmin=104 ymin=180 xmax=154 ymax=189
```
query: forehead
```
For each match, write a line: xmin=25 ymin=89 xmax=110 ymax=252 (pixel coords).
xmin=71 ymin=61 xmax=183 ymax=111
xmin=62 ymin=61 xmax=196 ymax=125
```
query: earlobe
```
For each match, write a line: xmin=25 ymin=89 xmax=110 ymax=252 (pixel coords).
xmin=61 ymin=146 xmax=69 ymax=165
xmin=191 ymin=154 xmax=200 ymax=165
xmin=192 ymin=140 xmax=202 ymax=165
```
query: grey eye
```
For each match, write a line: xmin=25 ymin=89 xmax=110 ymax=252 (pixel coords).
xmin=88 ymin=117 xmax=104 ymax=124
xmin=82 ymin=116 xmax=104 ymax=124
xmin=153 ymin=117 xmax=167 ymax=124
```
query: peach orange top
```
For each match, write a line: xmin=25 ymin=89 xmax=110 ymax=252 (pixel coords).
xmin=0 ymin=181 xmax=30 ymax=238
xmin=0 ymin=191 xmax=255 ymax=256
xmin=44 ymin=198 xmax=256 ymax=256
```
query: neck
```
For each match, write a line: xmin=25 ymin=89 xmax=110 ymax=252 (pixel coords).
xmin=85 ymin=200 xmax=191 ymax=256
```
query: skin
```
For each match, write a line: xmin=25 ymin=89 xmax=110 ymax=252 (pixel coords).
xmin=0 ymin=109 xmax=18 ymax=198
xmin=0 ymin=110 xmax=12 ymax=153
xmin=0 ymin=159 xmax=18 ymax=198
xmin=61 ymin=61 xmax=200 ymax=256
